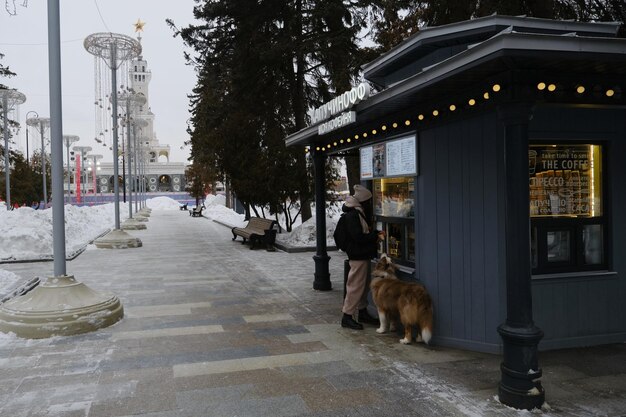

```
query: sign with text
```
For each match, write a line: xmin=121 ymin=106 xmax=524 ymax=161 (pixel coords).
xmin=528 ymin=144 xmax=602 ymax=217
xmin=360 ymin=135 xmax=417 ymax=180
xmin=385 ymin=136 xmax=416 ymax=177
xmin=360 ymin=146 xmax=373 ymax=179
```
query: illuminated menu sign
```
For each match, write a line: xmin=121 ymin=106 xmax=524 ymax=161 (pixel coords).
xmin=360 ymin=135 xmax=416 ymax=180
xmin=529 ymin=144 xmax=602 ymax=217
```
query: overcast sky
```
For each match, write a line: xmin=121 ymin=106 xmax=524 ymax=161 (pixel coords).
xmin=0 ymin=0 xmax=198 ymax=163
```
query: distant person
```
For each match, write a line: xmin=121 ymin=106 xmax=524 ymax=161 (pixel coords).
xmin=339 ymin=184 xmax=384 ymax=330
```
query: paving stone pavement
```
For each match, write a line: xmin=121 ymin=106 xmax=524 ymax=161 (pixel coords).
xmin=0 ymin=210 xmax=624 ymax=417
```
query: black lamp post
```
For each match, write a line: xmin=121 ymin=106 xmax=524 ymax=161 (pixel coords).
xmin=312 ymin=149 xmax=332 ymax=291
xmin=497 ymin=103 xmax=545 ymax=410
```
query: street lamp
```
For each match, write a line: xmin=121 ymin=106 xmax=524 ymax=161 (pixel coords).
xmin=26 ymin=116 xmax=51 ymax=207
xmin=0 ymin=88 xmax=26 ymax=210
xmin=84 ymin=32 xmax=141 ymax=243
xmin=72 ymin=145 xmax=92 ymax=204
xmin=63 ymin=135 xmax=79 ymax=204
xmin=118 ymin=90 xmax=146 ymax=220
xmin=133 ymin=119 xmax=148 ymax=213
xmin=86 ymin=154 xmax=102 ymax=202
xmin=25 ymin=110 xmax=39 ymax=165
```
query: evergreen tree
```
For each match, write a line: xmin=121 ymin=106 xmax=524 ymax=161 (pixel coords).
xmin=0 ymin=52 xmax=16 ymax=89
xmin=184 ymin=162 xmax=212 ymax=206
xmin=1 ymin=52 xmax=22 ymax=206
xmin=367 ymin=0 xmax=625 ymax=37
xmin=28 ymin=150 xmax=52 ymax=205
xmin=4 ymin=151 xmax=38 ymax=206
xmin=170 ymin=0 xmax=367 ymax=230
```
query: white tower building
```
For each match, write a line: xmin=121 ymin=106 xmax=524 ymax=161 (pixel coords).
xmin=129 ymin=31 xmax=170 ymax=163
xmin=93 ymin=20 xmax=187 ymax=196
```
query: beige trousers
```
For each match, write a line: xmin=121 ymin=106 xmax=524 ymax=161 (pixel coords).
xmin=342 ymin=260 xmax=369 ymax=315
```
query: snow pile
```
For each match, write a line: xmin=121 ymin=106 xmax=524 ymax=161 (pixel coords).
xmin=0 ymin=269 xmax=19 ymax=294
xmin=0 ymin=204 xmax=117 ymax=261
xmin=276 ymin=216 xmax=338 ymax=247
xmin=205 ymin=194 xmax=226 ymax=206
xmin=204 ymin=204 xmax=246 ymax=228
xmin=146 ymin=196 xmax=183 ymax=210
xmin=274 ymin=201 xmax=343 ymax=247
xmin=64 ymin=204 xmax=116 ymax=253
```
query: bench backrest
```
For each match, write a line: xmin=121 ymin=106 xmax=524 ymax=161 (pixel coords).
xmin=247 ymin=217 xmax=275 ymax=230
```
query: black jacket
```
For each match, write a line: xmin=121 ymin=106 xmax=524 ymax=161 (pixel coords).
xmin=342 ymin=205 xmax=378 ymax=260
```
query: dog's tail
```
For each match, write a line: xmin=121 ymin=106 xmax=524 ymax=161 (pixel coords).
xmin=419 ymin=294 xmax=434 ymax=345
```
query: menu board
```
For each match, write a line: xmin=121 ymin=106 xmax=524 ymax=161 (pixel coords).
xmin=360 ymin=135 xmax=417 ymax=180
xmin=360 ymin=146 xmax=373 ymax=179
xmin=386 ymin=136 xmax=416 ymax=177
xmin=529 ymin=144 xmax=601 ymax=217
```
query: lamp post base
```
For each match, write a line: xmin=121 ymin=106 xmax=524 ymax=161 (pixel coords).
xmin=132 ymin=214 xmax=149 ymax=222
xmin=497 ymin=323 xmax=545 ymax=410
xmin=121 ymin=218 xmax=147 ymax=230
xmin=313 ymin=254 xmax=332 ymax=291
xmin=0 ymin=275 xmax=123 ymax=339
xmin=94 ymin=229 xmax=142 ymax=249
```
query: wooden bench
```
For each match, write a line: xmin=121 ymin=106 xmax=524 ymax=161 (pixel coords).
xmin=189 ymin=205 xmax=204 ymax=217
xmin=179 ymin=203 xmax=188 ymax=211
xmin=232 ymin=217 xmax=277 ymax=250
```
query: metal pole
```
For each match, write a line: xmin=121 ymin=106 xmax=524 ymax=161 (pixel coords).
xmin=25 ymin=123 xmax=29 ymax=165
xmin=92 ymin=156 xmax=96 ymax=203
xmin=121 ymin=128 xmax=126 ymax=203
xmin=110 ymin=43 xmax=121 ymax=230
xmin=143 ymin=150 xmax=146 ymax=208
xmin=40 ymin=122 xmax=47 ymax=207
xmin=2 ymin=96 xmax=10 ymax=210
xmin=65 ymin=143 xmax=70 ymax=204
xmin=312 ymin=151 xmax=331 ymax=291
xmin=497 ymin=103 xmax=544 ymax=410
xmin=48 ymin=0 xmax=66 ymax=276
xmin=76 ymin=151 xmax=82 ymax=203
xmin=126 ymin=106 xmax=133 ymax=218
xmin=141 ymin=149 xmax=145 ymax=208
xmin=81 ymin=151 xmax=85 ymax=200
xmin=133 ymin=124 xmax=138 ymax=213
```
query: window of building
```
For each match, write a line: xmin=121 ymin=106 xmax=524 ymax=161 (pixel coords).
xmin=529 ymin=144 xmax=607 ymax=274
xmin=373 ymin=177 xmax=415 ymax=265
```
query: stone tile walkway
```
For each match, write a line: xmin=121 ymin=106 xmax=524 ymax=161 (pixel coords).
xmin=0 ymin=210 xmax=624 ymax=416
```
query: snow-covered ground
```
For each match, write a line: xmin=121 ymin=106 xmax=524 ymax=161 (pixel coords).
xmin=0 ymin=195 xmax=342 ymax=298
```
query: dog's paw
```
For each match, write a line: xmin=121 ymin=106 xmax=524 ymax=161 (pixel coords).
xmin=415 ymin=334 xmax=423 ymax=343
xmin=389 ymin=324 xmax=396 ymax=332
xmin=376 ymin=328 xmax=386 ymax=334
xmin=399 ymin=337 xmax=411 ymax=345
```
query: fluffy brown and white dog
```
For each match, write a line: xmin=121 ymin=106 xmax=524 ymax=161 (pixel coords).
xmin=370 ymin=254 xmax=433 ymax=345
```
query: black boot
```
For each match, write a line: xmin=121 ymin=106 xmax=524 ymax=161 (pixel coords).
xmin=358 ymin=308 xmax=380 ymax=325
xmin=341 ymin=313 xmax=363 ymax=330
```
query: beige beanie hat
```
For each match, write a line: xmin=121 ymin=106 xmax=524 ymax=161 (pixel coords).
xmin=353 ymin=184 xmax=372 ymax=202
xmin=344 ymin=195 xmax=360 ymax=208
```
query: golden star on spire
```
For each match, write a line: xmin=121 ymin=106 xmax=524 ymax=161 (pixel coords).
xmin=134 ymin=18 xmax=146 ymax=33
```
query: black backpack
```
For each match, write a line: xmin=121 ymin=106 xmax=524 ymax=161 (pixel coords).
xmin=333 ymin=214 xmax=349 ymax=251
